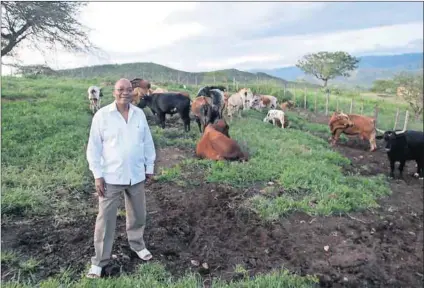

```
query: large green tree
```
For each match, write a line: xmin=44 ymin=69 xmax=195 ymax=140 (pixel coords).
xmin=1 ymin=1 xmax=95 ymax=57
xmin=296 ymin=51 xmax=359 ymax=87
xmin=394 ymin=71 xmax=423 ymax=120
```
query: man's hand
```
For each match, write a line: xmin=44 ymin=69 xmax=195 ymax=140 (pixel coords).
xmin=95 ymin=177 xmax=106 ymax=197
xmin=145 ymin=173 xmax=154 ymax=185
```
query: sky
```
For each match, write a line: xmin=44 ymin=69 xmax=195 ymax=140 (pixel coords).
xmin=1 ymin=1 xmax=423 ymax=75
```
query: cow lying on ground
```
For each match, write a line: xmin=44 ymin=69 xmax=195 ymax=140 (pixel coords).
xmin=376 ymin=129 xmax=424 ymax=179
xmin=196 ymin=119 xmax=248 ymax=161
xmin=263 ymin=109 xmax=286 ymax=129
xmin=137 ymin=93 xmax=191 ymax=132
xmin=329 ymin=111 xmax=377 ymax=152
xmin=250 ymin=94 xmax=278 ymax=111
xmin=191 ymin=96 xmax=218 ymax=133
xmin=87 ymin=85 xmax=103 ymax=114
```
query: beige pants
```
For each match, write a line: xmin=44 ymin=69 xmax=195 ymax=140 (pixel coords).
xmin=91 ymin=181 xmax=146 ymax=267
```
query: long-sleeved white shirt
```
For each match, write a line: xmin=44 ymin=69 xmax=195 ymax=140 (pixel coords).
xmin=86 ymin=101 xmax=156 ymax=185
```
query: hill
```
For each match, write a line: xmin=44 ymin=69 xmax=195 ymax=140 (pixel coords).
xmin=51 ymin=62 xmax=320 ymax=87
xmin=250 ymin=53 xmax=424 ymax=88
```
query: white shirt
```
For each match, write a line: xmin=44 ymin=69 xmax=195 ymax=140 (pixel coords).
xmin=86 ymin=101 xmax=156 ymax=185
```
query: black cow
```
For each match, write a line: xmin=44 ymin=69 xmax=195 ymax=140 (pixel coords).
xmin=376 ymin=130 xmax=424 ymax=179
xmin=138 ymin=93 xmax=191 ymax=132
xmin=196 ymin=86 xmax=225 ymax=119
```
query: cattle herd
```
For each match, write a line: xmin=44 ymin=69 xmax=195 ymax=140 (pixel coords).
xmin=87 ymin=78 xmax=424 ymax=180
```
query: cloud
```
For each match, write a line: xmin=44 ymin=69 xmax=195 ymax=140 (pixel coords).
xmin=1 ymin=2 xmax=423 ymax=75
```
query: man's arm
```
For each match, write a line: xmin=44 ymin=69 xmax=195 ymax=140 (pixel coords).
xmin=141 ymin=114 xmax=156 ymax=174
xmin=86 ymin=114 xmax=103 ymax=179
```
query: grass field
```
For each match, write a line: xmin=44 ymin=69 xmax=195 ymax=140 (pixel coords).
xmin=1 ymin=76 xmax=422 ymax=287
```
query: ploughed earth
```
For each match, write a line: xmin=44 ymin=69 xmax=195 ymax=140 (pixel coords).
xmin=2 ymin=111 xmax=423 ymax=288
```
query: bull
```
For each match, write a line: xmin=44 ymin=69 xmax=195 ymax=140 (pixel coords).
xmin=376 ymin=129 xmax=424 ymax=179
xmin=138 ymin=93 xmax=191 ymax=132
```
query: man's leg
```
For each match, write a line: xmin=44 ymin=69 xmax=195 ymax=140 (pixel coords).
xmin=89 ymin=183 xmax=123 ymax=273
xmin=124 ymin=181 xmax=151 ymax=260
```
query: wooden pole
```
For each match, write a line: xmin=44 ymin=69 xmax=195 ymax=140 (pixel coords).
xmin=393 ymin=108 xmax=399 ymax=130
xmin=314 ymin=90 xmax=317 ymax=113
xmin=403 ymin=110 xmax=409 ymax=131
xmin=325 ymin=89 xmax=329 ymax=116
xmin=349 ymin=98 xmax=353 ymax=113
xmin=374 ymin=105 xmax=379 ymax=128
xmin=336 ymin=97 xmax=339 ymax=112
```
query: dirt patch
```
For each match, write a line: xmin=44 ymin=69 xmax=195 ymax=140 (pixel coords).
xmin=2 ymin=113 xmax=423 ymax=287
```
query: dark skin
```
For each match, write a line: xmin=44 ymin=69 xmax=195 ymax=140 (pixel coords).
xmin=95 ymin=78 xmax=154 ymax=197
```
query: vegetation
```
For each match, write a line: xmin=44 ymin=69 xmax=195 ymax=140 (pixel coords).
xmin=370 ymin=79 xmax=398 ymax=94
xmin=393 ymin=71 xmax=423 ymax=119
xmin=296 ymin=51 xmax=360 ymax=87
xmin=1 ymin=1 xmax=94 ymax=57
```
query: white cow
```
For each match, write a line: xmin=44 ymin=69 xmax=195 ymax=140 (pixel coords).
xmin=238 ymin=88 xmax=254 ymax=110
xmin=263 ymin=109 xmax=286 ymax=129
xmin=226 ymin=93 xmax=244 ymax=120
xmin=87 ymin=86 xmax=103 ymax=114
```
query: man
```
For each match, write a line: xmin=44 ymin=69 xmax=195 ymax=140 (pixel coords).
xmin=86 ymin=78 xmax=156 ymax=278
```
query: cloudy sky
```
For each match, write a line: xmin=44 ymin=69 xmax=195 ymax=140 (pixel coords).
xmin=2 ymin=1 xmax=423 ymax=75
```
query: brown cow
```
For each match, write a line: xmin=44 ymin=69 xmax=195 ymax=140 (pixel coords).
xmin=280 ymin=100 xmax=295 ymax=111
xmin=196 ymin=120 xmax=248 ymax=161
xmin=132 ymin=87 xmax=152 ymax=105
xmin=329 ymin=111 xmax=378 ymax=152
xmin=191 ymin=96 xmax=214 ymax=133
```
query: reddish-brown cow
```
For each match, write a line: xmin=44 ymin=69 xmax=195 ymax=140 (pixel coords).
xmin=329 ymin=111 xmax=378 ymax=151
xmin=191 ymin=96 xmax=214 ymax=133
xmin=196 ymin=120 xmax=248 ymax=161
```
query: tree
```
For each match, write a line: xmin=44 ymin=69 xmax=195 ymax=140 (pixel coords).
xmin=1 ymin=1 xmax=95 ymax=58
xmin=370 ymin=79 xmax=397 ymax=94
xmin=394 ymin=71 xmax=423 ymax=120
xmin=296 ymin=51 xmax=359 ymax=87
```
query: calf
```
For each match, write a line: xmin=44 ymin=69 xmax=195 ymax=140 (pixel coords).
xmin=280 ymin=100 xmax=295 ymax=111
xmin=138 ymin=93 xmax=191 ymax=132
xmin=196 ymin=120 xmax=248 ymax=162
xmin=87 ymin=85 xmax=103 ymax=114
xmin=191 ymin=96 xmax=216 ymax=133
xmin=329 ymin=112 xmax=377 ymax=152
xmin=376 ymin=129 xmax=424 ymax=179
xmin=263 ymin=109 xmax=286 ymax=129
xmin=238 ymin=88 xmax=254 ymax=110
xmin=226 ymin=92 xmax=244 ymax=120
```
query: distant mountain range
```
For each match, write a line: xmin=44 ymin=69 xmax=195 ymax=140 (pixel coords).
xmin=249 ymin=53 xmax=423 ymax=88
xmin=54 ymin=62 xmax=322 ymax=87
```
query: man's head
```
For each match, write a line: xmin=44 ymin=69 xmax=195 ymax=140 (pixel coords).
xmin=113 ymin=78 xmax=133 ymax=106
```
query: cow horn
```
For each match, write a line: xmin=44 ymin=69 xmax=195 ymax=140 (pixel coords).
xmin=395 ymin=110 xmax=409 ymax=135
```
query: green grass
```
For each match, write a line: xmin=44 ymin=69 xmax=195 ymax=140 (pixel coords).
xmin=1 ymin=262 xmax=318 ymax=288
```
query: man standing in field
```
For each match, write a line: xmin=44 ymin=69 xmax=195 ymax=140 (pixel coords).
xmin=85 ymin=78 xmax=156 ymax=278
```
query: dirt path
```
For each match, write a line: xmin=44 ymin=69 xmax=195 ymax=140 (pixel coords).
xmin=2 ymin=116 xmax=423 ymax=287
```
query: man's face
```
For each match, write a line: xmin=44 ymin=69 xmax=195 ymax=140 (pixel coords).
xmin=113 ymin=80 xmax=133 ymax=105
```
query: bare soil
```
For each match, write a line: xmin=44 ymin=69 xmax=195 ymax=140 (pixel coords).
xmin=2 ymin=110 xmax=423 ymax=288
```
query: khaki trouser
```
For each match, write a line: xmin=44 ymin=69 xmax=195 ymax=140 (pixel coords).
xmin=91 ymin=181 xmax=146 ymax=267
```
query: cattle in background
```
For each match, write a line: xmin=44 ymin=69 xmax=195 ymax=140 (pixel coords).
xmin=237 ymin=88 xmax=254 ymax=110
xmin=137 ymin=92 xmax=191 ymax=132
xmin=376 ymin=129 xmax=424 ymax=179
xmin=250 ymin=94 xmax=278 ymax=111
xmin=329 ymin=111 xmax=377 ymax=152
xmin=280 ymin=100 xmax=295 ymax=111
xmin=226 ymin=92 xmax=244 ymax=120
xmin=87 ymin=85 xmax=103 ymax=114
xmin=196 ymin=86 xmax=225 ymax=119
xmin=131 ymin=78 xmax=151 ymax=90
xmin=152 ymin=87 xmax=168 ymax=93
xmin=263 ymin=109 xmax=286 ymax=129
xmin=132 ymin=87 xmax=152 ymax=106
xmin=191 ymin=96 xmax=217 ymax=133
xmin=196 ymin=120 xmax=248 ymax=162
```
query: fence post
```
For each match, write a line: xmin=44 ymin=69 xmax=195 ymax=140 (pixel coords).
xmin=314 ymin=90 xmax=318 ymax=113
xmin=360 ymin=95 xmax=364 ymax=114
xmin=349 ymin=98 xmax=353 ymax=113
xmin=393 ymin=108 xmax=400 ymax=130
xmin=403 ymin=110 xmax=409 ymax=131
xmin=325 ymin=89 xmax=330 ymax=116
xmin=284 ymin=84 xmax=286 ymax=99
xmin=304 ymin=87 xmax=307 ymax=109
xmin=336 ymin=97 xmax=339 ymax=112
xmin=374 ymin=105 xmax=379 ymax=128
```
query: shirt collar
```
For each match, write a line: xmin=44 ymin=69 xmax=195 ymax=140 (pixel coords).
xmin=108 ymin=101 xmax=135 ymax=119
